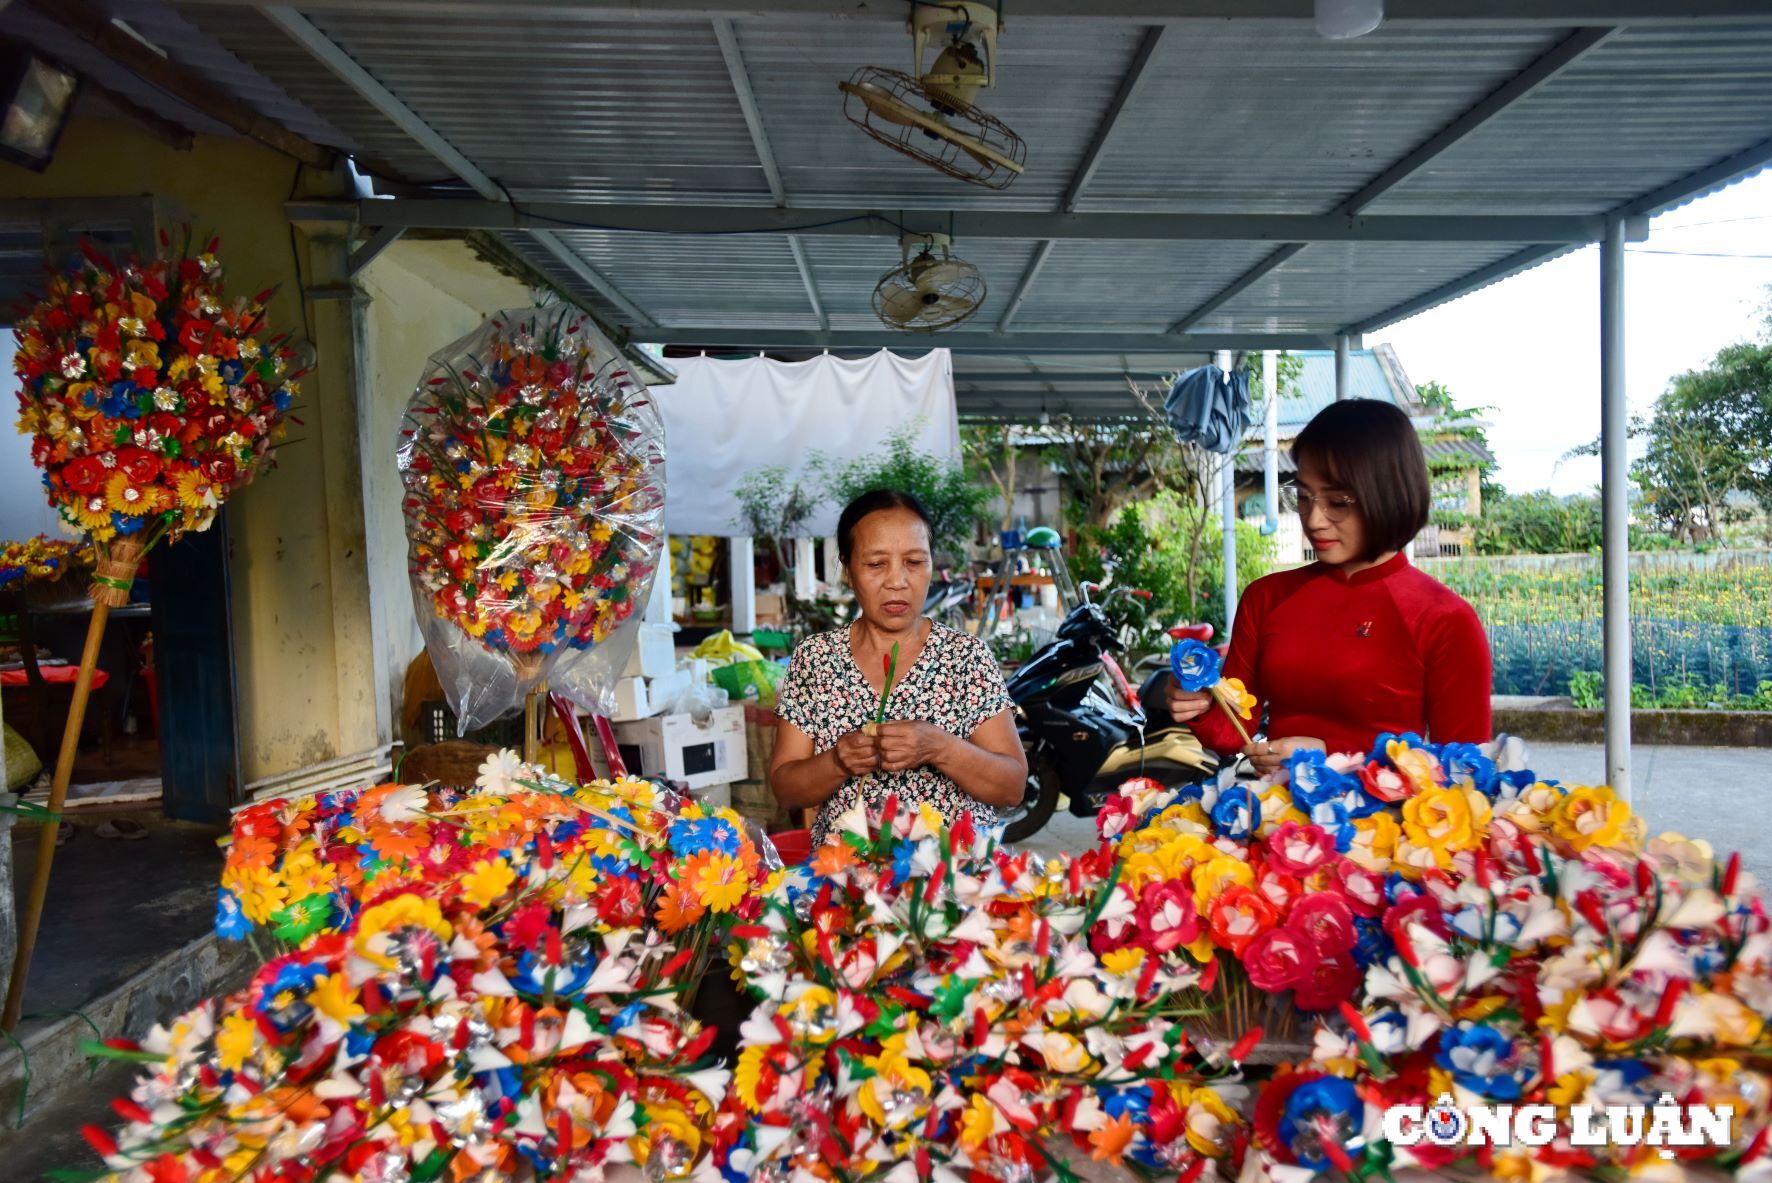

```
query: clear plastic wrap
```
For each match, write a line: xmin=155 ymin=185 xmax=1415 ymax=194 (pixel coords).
xmin=397 ymin=305 xmax=666 ymax=731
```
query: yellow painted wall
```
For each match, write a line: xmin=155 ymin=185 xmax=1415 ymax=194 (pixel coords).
xmin=359 ymin=241 xmax=530 ymax=737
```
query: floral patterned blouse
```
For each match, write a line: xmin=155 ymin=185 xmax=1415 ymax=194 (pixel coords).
xmin=776 ymin=622 xmax=1015 ymax=848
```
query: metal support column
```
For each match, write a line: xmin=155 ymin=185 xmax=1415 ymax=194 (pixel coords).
xmin=1600 ymin=217 xmax=1632 ymax=800
xmin=1261 ymin=350 xmax=1279 ymax=535
xmin=1334 ymin=334 xmax=1350 ymax=401
xmin=1217 ymin=350 xmax=1239 ymax=632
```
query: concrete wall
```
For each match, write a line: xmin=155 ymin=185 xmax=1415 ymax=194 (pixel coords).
xmin=357 ymin=241 xmax=530 ymax=736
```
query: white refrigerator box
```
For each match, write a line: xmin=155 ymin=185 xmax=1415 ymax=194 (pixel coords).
xmin=612 ymin=706 xmax=747 ymax=791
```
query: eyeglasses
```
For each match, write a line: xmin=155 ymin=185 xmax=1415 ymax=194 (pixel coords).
xmin=1282 ymin=484 xmax=1359 ymax=523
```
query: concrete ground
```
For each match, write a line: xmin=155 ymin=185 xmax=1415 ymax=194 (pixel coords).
xmin=1020 ymin=742 xmax=1772 ymax=884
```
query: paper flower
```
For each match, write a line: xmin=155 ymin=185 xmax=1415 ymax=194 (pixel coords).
xmin=0 ymin=535 xmax=90 ymax=590
xmin=12 ymin=234 xmax=301 ymax=600
xmin=397 ymin=305 xmax=664 ymax=721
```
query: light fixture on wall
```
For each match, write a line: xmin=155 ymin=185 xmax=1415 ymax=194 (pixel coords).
xmin=0 ymin=45 xmax=79 ymax=171
xmin=1315 ymin=0 xmax=1383 ymax=39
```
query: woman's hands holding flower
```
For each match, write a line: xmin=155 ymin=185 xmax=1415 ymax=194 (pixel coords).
xmin=832 ymin=728 xmax=883 ymax=778
xmin=1245 ymin=736 xmax=1325 ymax=778
xmin=873 ymin=721 xmax=951 ymax=773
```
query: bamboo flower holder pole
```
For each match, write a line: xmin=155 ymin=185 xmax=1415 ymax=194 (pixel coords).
xmin=3 ymin=539 xmax=145 ymax=1031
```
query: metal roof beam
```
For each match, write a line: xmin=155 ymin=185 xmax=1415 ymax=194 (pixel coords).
xmin=262 ymin=5 xmax=655 ymax=328
xmin=290 ymin=199 xmax=1609 ymax=244
xmin=1346 ymin=133 xmax=1772 ymax=335
xmin=711 ymin=16 xmax=826 ymax=331
xmin=187 ymin=1 xmax=1772 ymax=25
xmin=640 ymin=329 xmax=1334 ymax=351
xmin=1168 ymin=26 xmax=1614 ymax=333
xmin=999 ymin=26 xmax=1167 ymax=331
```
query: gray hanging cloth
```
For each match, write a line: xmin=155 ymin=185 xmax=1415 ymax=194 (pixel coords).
xmin=1163 ymin=364 xmax=1250 ymax=455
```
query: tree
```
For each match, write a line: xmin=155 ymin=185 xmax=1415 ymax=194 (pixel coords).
xmin=731 ymin=464 xmax=820 ymax=584
xmin=1566 ymin=331 xmax=1772 ymax=543
xmin=820 ymin=423 xmax=993 ymax=560
xmin=961 ymin=422 xmax=1021 ymax=533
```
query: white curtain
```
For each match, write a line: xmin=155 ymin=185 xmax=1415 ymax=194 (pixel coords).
xmin=656 ymin=349 xmax=960 ymax=537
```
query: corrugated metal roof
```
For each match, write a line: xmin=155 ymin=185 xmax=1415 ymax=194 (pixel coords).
xmin=1236 ymin=436 xmax=1496 ymax=475
xmin=79 ymin=4 xmax=1771 ymax=356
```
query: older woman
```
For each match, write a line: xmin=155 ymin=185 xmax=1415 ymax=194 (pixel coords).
xmin=771 ymin=489 xmax=1026 ymax=847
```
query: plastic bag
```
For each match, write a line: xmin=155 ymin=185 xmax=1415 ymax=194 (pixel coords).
xmin=397 ymin=305 xmax=666 ymax=732
xmin=653 ymin=678 xmax=729 ymax=722
xmin=689 ymin=629 xmax=763 ymax=667
xmin=710 ymin=658 xmax=785 ymax=709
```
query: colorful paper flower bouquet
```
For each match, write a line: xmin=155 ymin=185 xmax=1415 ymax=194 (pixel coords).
xmin=89 ymin=757 xmax=779 ymax=1182
xmin=713 ymin=793 xmax=1259 ymax=1182
xmin=0 ymin=535 xmax=91 ymax=592
xmin=397 ymin=305 xmax=666 ymax=730
xmin=12 ymin=234 xmax=302 ymax=606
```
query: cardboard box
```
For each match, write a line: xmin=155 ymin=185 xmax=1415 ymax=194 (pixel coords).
xmin=610 ymin=676 xmax=652 ymax=723
xmin=621 ymin=622 xmax=677 ymax=680
xmin=612 ymin=706 xmax=747 ymax=791
xmin=754 ymin=591 xmax=787 ymax=627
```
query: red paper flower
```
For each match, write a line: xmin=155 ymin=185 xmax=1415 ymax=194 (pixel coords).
xmin=1291 ymin=893 xmax=1358 ymax=957
xmin=1207 ymin=885 xmax=1279 ymax=956
xmin=1266 ymin=821 xmax=1337 ymax=877
xmin=1243 ymin=926 xmax=1313 ymax=992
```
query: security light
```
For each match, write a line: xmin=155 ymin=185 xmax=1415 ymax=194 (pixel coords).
xmin=0 ymin=46 xmax=79 ymax=171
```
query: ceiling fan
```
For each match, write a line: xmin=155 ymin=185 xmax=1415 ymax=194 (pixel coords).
xmin=873 ymin=233 xmax=986 ymax=332
xmin=838 ymin=2 xmax=1026 ymax=190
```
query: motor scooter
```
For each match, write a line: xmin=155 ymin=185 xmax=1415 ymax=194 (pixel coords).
xmin=999 ymin=584 xmax=1218 ymax=843
xmin=922 ymin=566 xmax=977 ymax=630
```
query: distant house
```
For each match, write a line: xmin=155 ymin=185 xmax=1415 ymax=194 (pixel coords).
xmin=1235 ymin=344 xmax=1495 ymax=561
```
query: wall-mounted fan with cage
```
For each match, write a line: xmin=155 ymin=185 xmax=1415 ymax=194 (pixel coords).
xmin=838 ymin=2 xmax=1025 ymax=190
xmin=873 ymin=234 xmax=986 ymax=332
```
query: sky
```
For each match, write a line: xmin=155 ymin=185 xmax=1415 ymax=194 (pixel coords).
xmin=1380 ymin=170 xmax=1772 ymax=497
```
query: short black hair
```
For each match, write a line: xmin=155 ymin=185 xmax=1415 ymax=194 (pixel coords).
xmin=1291 ymin=399 xmax=1430 ymax=560
xmin=836 ymin=488 xmax=933 ymax=563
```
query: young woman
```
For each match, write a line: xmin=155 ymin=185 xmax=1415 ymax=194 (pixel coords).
xmin=770 ymin=489 xmax=1026 ymax=847
xmin=1167 ymin=399 xmax=1492 ymax=773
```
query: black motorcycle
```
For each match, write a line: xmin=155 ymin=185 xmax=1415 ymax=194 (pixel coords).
xmin=999 ymin=585 xmax=1219 ymax=843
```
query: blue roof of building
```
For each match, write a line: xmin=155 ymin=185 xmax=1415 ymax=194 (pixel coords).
xmin=1277 ymin=345 xmax=1417 ymax=432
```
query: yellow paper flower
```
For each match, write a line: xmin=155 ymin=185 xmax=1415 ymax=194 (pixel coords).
xmin=308 ymin=972 xmax=365 ymax=1027
xmin=1190 ymin=855 xmax=1255 ymax=911
xmin=1185 ymin=1088 xmax=1239 ymax=1157
xmin=1550 ymin=785 xmax=1636 ymax=852
xmin=857 ymin=1048 xmax=932 ymax=1129
xmin=959 ymin=1092 xmax=1000 ymax=1150
xmin=1386 ymin=738 xmax=1444 ymax=795
xmin=459 ymin=857 xmax=517 ymax=907
xmin=215 ymin=1011 xmax=257 ymax=1073
xmin=354 ymin=894 xmax=451 ymax=970
xmin=1348 ymin=811 xmax=1402 ymax=870
xmin=1400 ymin=784 xmax=1490 ymax=868
xmin=105 ymin=471 xmax=157 ymax=516
xmin=685 ymin=851 xmax=749 ymax=913
xmin=1218 ymin=677 xmax=1257 ymax=720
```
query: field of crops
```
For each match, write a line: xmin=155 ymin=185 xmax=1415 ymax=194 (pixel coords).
xmin=1421 ymin=550 xmax=1772 ymax=699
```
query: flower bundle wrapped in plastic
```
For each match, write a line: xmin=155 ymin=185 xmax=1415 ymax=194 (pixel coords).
xmin=713 ymin=794 xmax=1257 ymax=1183
xmin=12 ymin=234 xmax=302 ymax=605
xmin=397 ymin=305 xmax=665 ymax=729
xmin=1217 ymin=735 xmax=1772 ymax=1179
xmin=90 ymin=757 xmax=778 ymax=1182
xmin=0 ymin=534 xmax=90 ymax=591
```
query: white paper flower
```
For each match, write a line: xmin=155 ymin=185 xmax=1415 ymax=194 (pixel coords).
xmin=475 ymin=748 xmax=526 ymax=793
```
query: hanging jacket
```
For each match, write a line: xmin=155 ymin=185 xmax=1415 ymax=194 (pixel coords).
xmin=1163 ymin=364 xmax=1250 ymax=455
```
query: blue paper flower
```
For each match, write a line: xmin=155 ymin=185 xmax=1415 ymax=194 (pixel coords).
xmin=1437 ymin=1023 xmax=1528 ymax=1100
xmin=214 ymin=888 xmax=251 ymax=940
xmin=1170 ymin=639 xmax=1222 ymax=692
xmin=1211 ymin=785 xmax=1258 ymax=842
xmin=1279 ymin=1076 xmax=1364 ymax=1171
xmin=1438 ymin=742 xmax=1498 ymax=797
